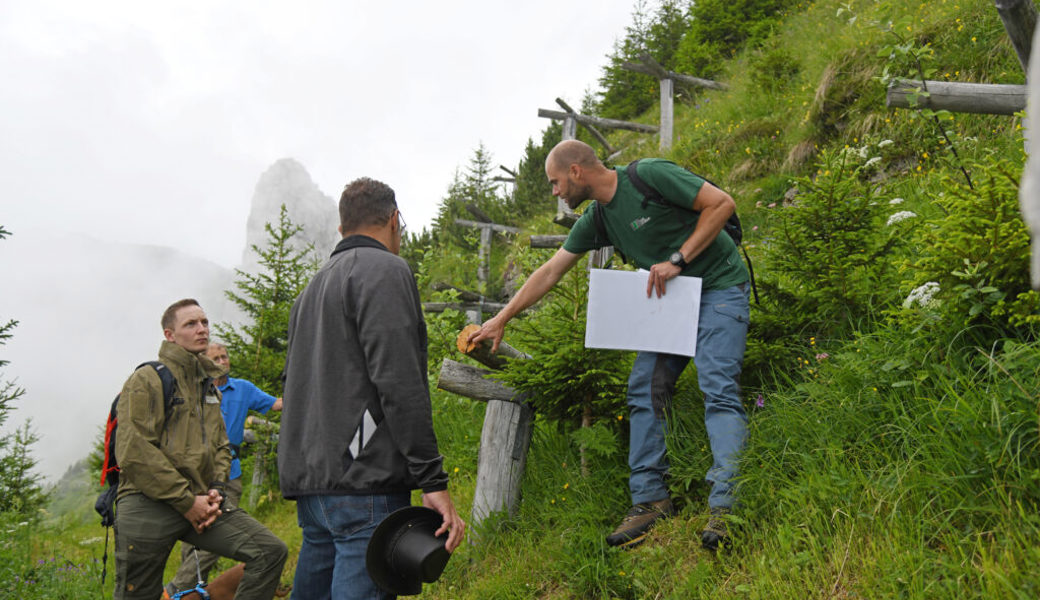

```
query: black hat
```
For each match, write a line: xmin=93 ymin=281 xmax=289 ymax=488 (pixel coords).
xmin=366 ymin=506 xmax=451 ymax=596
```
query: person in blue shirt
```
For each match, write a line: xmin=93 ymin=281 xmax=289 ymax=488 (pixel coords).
xmin=166 ymin=342 xmax=282 ymax=597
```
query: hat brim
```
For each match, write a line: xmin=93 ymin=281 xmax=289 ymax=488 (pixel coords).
xmin=366 ymin=505 xmax=444 ymax=595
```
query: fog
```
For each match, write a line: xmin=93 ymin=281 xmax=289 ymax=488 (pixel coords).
xmin=0 ymin=229 xmax=235 ymax=481
xmin=0 ymin=0 xmax=641 ymax=481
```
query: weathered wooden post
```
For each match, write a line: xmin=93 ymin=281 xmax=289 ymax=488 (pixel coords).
xmin=555 ymin=97 xmax=619 ymax=158
xmin=995 ymin=0 xmax=1038 ymax=73
xmin=454 ymin=216 xmax=520 ymax=323
xmin=660 ymin=76 xmax=674 ymax=151
xmin=1021 ymin=18 xmax=1040 ymax=288
xmin=620 ymin=52 xmax=728 ymax=151
xmin=437 ymin=325 xmax=534 ymax=530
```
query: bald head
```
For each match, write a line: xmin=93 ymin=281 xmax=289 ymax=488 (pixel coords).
xmin=546 ymin=140 xmax=602 ymax=172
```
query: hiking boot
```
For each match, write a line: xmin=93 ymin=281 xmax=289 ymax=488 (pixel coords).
xmin=701 ymin=507 xmax=731 ymax=551
xmin=606 ymin=498 xmax=675 ymax=548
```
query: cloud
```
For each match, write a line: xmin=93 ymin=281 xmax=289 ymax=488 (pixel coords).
xmin=0 ymin=0 xmax=644 ymax=480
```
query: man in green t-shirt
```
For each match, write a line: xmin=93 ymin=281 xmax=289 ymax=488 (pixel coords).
xmin=468 ymin=140 xmax=750 ymax=551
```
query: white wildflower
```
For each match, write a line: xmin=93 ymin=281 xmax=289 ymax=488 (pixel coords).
xmin=864 ymin=156 xmax=882 ymax=169
xmin=887 ymin=210 xmax=917 ymax=226
xmin=903 ymin=282 xmax=940 ymax=309
xmin=878 ymin=139 xmax=894 ymax=148
xmin=79 ymin=536 xmax=104 ymax=546
xmin=889 ymin=197 xmax=904 ymax=205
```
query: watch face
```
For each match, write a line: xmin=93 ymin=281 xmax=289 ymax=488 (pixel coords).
xmin=670 ymin=252 xmax=683 ymax=265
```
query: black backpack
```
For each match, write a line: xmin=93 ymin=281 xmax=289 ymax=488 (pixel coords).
xmin=94 ymin=361 xmax=177 ymax=583
xmin=592 ymin=159 xmax=758 ymax=303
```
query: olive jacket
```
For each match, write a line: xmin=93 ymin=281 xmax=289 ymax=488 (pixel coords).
xmin=115 ymin=340 xmax=231 ymax=515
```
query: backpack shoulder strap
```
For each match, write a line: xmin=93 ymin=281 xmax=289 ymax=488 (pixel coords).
xmin=135 ymin=361 xmax=178 ymax=418
xmin=626 ymin=160 xmax=662 ymax=210
xmin=591 ymin=201 xmax=629 ymax=265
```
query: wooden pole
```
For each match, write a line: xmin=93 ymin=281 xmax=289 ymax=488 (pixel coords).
xmin=436 ymin=358 xmax=534 ymax=527
xmin=478 ymin=226 xmax=491 ymax=299
xmin=994 ymin=0 xmax=1038 ymax=73
xmin=555 ymin=97 xmax=617 ymax=156
xmin=453 ymin=219 xmax=520 ymax=324
xmin=1021 ymin=20 xmax=1040 ymax=288
xmin=554 ymin=117 xmax=580 ymax=227
xmin=465 ymin=203 xmax=493 ymax=223
xmin=538 ymin=109 xmax=659 ymax=134
xmin=421 ymin=301 xmax=509 ymax=314
xmin=660 ymin=77 xmax=674 ymax=151
xmin=530 ymin=234 xmax=568 ymax=248
xmin=886 ymin=79 xmax=1026 ymax=115
xmin=621 ymin=52 xmax=729 ymax=91
xmin=454 ymin=219 xmax=520 ymax=233
xmin=437 ymin=359 xmax=519 ymax=402
xmin=472 ymin=399 xmax=533 ymax=523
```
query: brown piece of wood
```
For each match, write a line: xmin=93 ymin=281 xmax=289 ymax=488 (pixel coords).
xmin=455 ymin=325 xmax=531 ymax=370
xmin=995 ymin=0 xmax=1038 ymax=72
xmin=457 ymin=323 xmax=481 ymax=354
xmin=886 ymin=79 xmax=1026 ymax=115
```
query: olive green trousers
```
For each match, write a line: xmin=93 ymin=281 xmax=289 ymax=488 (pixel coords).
xmin=113 ymin=492 xmax=286 ymax=600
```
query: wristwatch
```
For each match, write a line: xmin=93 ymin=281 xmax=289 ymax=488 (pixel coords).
xmin=669 ymin=251 xmax=687 ymax=269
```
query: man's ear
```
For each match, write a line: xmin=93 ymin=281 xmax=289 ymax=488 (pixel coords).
xmin=569 ymin=163 xmax=582 ymax=181
xmin=163 ymin=328 xmax=175 ymax=342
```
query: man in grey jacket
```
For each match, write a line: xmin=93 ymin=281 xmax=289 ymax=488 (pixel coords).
xmin=278 ymin=177 xmax=465 ymax=600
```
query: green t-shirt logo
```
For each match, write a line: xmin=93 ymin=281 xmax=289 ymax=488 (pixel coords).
xmin=630 ymin=216 xmax=651 ymax=231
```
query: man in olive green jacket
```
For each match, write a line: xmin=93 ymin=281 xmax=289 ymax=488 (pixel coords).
xmin=113 ymin=298 xmax=286 ymax=600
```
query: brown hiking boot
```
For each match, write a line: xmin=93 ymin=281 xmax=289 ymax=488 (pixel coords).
xmin=701 ymin=507 xmax=731 ymax=551
xmin=606 ymin=498 xmax=675 ymax=548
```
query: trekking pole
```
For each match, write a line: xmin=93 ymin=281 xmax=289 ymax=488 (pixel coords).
xmin=171 ymin=547 xmax=211 ymax=600
xmin=194 ymin=547 xmax=204 ymax=587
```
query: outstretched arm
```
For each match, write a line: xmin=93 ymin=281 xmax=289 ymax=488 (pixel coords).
xmin=468 ymin=248 xmax=583 ymax=353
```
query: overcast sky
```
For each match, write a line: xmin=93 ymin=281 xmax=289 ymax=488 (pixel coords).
xmin=0 ymin=0 xmax=645 ymax=481
xmin=2 ymin=0 xmax=640 ymax=268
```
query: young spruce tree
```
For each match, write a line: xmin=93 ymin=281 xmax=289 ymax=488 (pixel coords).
xmin=214 ymin=206 xmax=319 ymax=508
xmin=0 ymin=225 xmax=47 ymax=517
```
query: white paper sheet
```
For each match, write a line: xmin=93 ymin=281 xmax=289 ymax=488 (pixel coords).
xmin=585 ymin=269 xmax=701 ymax=356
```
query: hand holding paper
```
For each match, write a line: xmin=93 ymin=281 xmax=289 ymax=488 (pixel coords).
xmin=585 ymin=270 xmax=702 ymax=357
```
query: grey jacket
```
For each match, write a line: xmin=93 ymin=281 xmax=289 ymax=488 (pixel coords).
xmin=278 ymin=235 xmax=448 ymax=498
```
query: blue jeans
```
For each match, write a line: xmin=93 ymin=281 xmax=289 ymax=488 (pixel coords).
xmin=293 ymin=492 xmax=411 ymax=600
xmin=627 ymin=284 xmax=750 ymax=510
